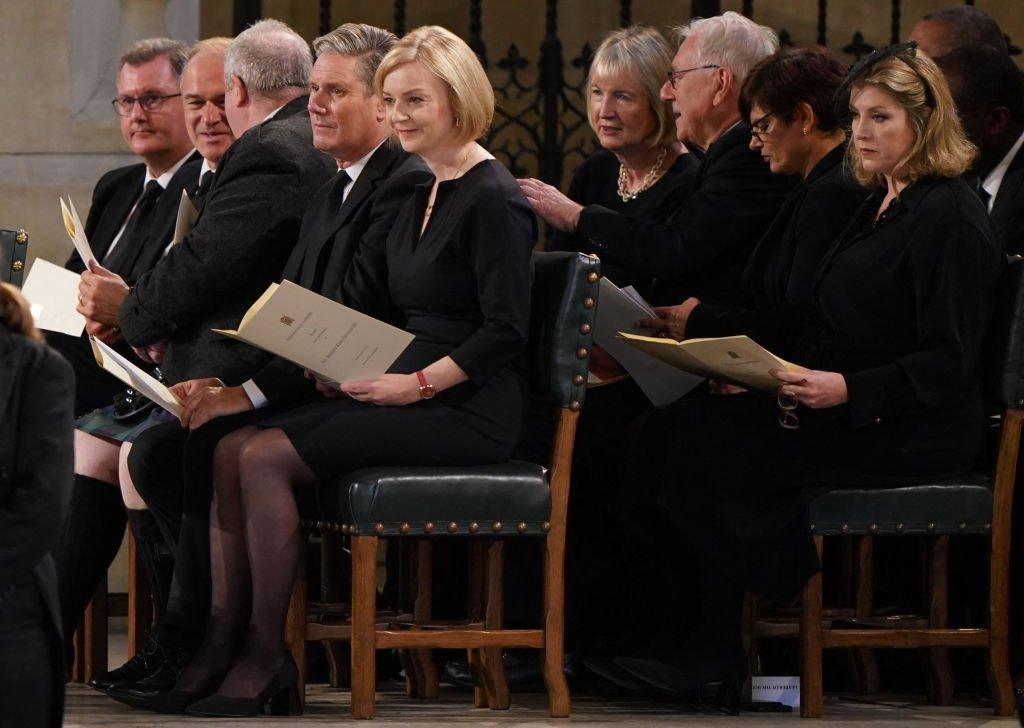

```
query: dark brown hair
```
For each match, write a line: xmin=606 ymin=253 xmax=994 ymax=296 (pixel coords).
xmin=740 ymin=48 xmax=847 ymax=132
xmin=0 ymin=283 xmax=42 ymax=341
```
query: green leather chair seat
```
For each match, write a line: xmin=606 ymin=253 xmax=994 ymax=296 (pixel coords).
xmin=808 ymin=475 xmax=993 ymax=536
xmin=315 ymin=461 xmax=551 ymax=536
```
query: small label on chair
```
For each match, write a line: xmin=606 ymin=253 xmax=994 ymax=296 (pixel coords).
xmin=751 ymin=676 xmax=800 ymax=707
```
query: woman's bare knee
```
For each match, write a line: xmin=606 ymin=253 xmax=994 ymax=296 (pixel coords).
xmin=118 ymin=443 xmax=147 ymax=509
xmin=74 ymin=430 xmax=121 ymax=484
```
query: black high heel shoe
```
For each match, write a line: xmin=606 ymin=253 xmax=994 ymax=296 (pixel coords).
xmin=185 ymin=657 xmax=301 ymax=717
xmin=616 ymin=645 xmax=748 ymax=714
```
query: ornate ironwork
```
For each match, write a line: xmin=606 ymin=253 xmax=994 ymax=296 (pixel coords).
xmin=890 ymin=0 xmax=901 ymax=45
xmin=843 ymin=31 xmax=875 ymax=61
xmin=318 ymin=0 xmax=330 ymax=36
xmin=779 ymin=29 xmax=794 ymax=48
xmin=742 ymin=0 xmax=753 ymax=18
xmin=394 ymin=0 xmax=406 ymax=36
xmin=620 ymin=0 xmax=632 ymax=28
xmin=818 ymin=0 xmax=827 ymax=45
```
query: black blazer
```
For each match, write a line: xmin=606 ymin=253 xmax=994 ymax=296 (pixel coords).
xmin=118 ymin=96 xmax=337 ymax=385
xmin=990 ymin=140 xmax=1024 ymax=256
xmin=250 ymin=143 xmax=432 ymax=404
xmin=0 ymin=330 xmax=74 ymax=727
xmin=575 ymin=123 xmax=798 ymax=305
xmin=66 ymin=153 xmax=201 ymax=283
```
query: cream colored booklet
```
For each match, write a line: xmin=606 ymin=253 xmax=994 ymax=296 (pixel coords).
xmin=21 ymin=259 xmax=86 ymax=337
xmin=619 ymin=333 xmax=807 ymax=392
xmin=171 ymin=189 xmax=199 ymax=247
xmin=59 ymin=196 xmax=96 ymax=266
xmin=89 ymin=338 xmax=182 ymax=417
xmin=212 ymin=280 xmax=415 ymax=386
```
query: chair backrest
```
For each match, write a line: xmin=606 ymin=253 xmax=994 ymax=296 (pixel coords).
xmin=0 ymin=229 xmax=28 ymax=288
xmin=985 ymin=257 xmax=1024 ymax=411
xmin=526 ymin=251 xmax=601 ymax=412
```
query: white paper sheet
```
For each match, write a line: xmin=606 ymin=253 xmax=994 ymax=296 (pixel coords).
xmin=59 ymin=196 xmax=96 ymax=267
xmin=90 ymin=338 xmax=182 ymax=417
xmin=21 ymin=259 xmax=86 ymax=337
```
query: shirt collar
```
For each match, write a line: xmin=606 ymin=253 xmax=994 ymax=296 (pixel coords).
xmin=982 ymin=128 xmax=1024 ymax=203
xmin=199 ymin=158 xmax=214 ymax=179
xmin=339 ymin=138 xmax=387 ymax=187
xmin=144 ymin=149 xmax=195 ymax=190
xmin=262 ymin=104 xmax=287 ymax=124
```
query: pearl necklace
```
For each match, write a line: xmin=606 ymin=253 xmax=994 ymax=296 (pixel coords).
xmin=617 ymin=145 xmax=668 ymax=202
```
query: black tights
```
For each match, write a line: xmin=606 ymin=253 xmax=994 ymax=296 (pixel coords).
xmin=176 ymin=426 xmax=315 ymax=699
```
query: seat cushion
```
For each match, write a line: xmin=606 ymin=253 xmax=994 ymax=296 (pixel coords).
xmin=314 ymin=461 xmax=551 ymax=536
xmin=808 ymin=475 xmax=993 ymax=536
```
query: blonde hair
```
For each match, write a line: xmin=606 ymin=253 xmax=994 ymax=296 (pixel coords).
xmin=189 ymin=37 xmax=233 ymax=61
xmin=847 ymin=52 xmax=975 ymax=186
xmin=0 ymin=283 xmax=42 ymax=341
xmin=588 ymin=26 xmax=676 ymax=147
xmin=374 ymin=26 xmax=494 ymax=144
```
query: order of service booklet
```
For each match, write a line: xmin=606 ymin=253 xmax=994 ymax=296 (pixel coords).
xmin=89 ymin=338 xmax=182 ymax=417
xmin=619 ymin=332 xmax=807 ymax=392
xmin=171 ymin=189 xmax=199 ymax=247
xmin=21 ymin=258 xmax=86 ymax=337
xmin=212 ymin=280 xmax=415 ymax=387
xmin=59 ymin=196 xmax=96 ymax=267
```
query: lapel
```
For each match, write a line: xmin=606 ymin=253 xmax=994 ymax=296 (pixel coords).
xmin=991 ymin=142 xmax=1024 ymax=230
xmin=294 ymin=144 xmax=400 ymax=288
xmin=90 ymin=169 xmax=145 ymax=261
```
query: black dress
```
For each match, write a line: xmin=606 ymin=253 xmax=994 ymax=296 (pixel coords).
xmin=655 ymin=176 xmax=1002 ymax=604
xmin=548 ymin=149 xmax=697 ymax=297
xmin=260 ymin=160 xmax=535 ymax=479
xmin=684 ymin=144 xmax=864 ymax=352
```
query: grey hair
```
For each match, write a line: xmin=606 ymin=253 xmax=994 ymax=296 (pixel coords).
xmin=224 ymin=19 xmax=312 ymax=98
xmin=313 ymin=23 xmax=398 ymax=92
xmin=120 ymin=37 xmax=189 ymax=76
xmin=672 ymin=11 xmax=778 ymax=86
xmin=588 ymin=26 xmax=677 ymax=146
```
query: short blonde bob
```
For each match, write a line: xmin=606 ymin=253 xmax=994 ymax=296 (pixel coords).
xmin=588 ymin=26 xmax=677 ymax=147
xmin=374 ymin=25 xmax=494 ymax=144
xmin=847 ymin=51 xmax=975 ymax=186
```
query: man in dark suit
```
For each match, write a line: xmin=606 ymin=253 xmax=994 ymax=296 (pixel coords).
xmin=49 ymin=38 xmax=198 ymax=417
xmin=937 ymin=44 xmax=1024 ymax=255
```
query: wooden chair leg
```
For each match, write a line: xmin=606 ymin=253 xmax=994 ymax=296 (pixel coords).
xmin=397 ymin=541 xmax=423 ymax=699
xmin=127 ymin=529 xmax=152 ymax=657
xmin=541 ymin=534 xmax=569 ymax=718
xmin=320 ymin=532 xmax=350 ymax=689
xmin=481 ymin=540 xmax=510 ymax=710
xmin=923 ymin=535 xmax=954 ymax=706
xmin=412 ymin=540 xmax=438 ymax=700
xmin=71 ymin=578 xmax=107 ymax=683
xmin=800 ymin=534 xmax=824 ymax=718
xmin=851 ymin=536 xmax=880 ymax=695
xmin=350 ymin=535 xmax=378 ymax=720
xmin=467 ymin=541 xmax=487 ymax=708
xmin=286 ymin=537 xmax=308 ymax=712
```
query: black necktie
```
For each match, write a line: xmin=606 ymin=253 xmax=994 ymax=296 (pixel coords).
xmin=104 ymin=179 xmax=163 ymax=273
xmin=192 ymin=171 xmax=214 ymax=210
xmin=978 ymin=184 xmax=993 ymax=210
xmin=331 ymin=169 xmax=353 ymax=210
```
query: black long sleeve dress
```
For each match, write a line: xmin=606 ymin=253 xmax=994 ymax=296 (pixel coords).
xmin=653 ymin=176 xmax=1002 ymax=603
xmin=260 ymin=160 xmax=535 ymax=479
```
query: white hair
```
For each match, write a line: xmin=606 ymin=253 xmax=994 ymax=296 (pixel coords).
xmin=673 ymin=11 xmax=778 ymax=85
xmin=224 ymin=19 xmax=312 ymax=98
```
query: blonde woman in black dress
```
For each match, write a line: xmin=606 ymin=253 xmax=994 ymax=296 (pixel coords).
xmin=164 ymin=26 xmax=535 ymax=717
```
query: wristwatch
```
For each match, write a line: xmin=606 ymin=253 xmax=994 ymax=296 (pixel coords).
xmin=416 ymin=370 xmax=436 ymax=399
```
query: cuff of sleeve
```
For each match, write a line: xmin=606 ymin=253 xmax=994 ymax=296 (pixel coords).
xmin=844 ymin=365 xmax=903 ymax=428
xmin=241 ymin=379 xmax=268 ymax=410
xmin=576 ymin=205 xmax=619 ymax=253
xmin=684 ymin=303 xmax=713 ymax=339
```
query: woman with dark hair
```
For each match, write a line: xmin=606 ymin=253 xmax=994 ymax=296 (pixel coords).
xmin=615 ymin=44 xmax=1000 ymax=713
xmin=0 ymin=283 xmax=74 ymax=727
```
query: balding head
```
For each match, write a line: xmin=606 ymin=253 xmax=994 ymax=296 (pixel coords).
xmin=909 ymin=5 xmax=1007 ymax=60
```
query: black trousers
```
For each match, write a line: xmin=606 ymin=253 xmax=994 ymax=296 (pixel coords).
xmin=0 ymin=583 xmax=61 ymax=728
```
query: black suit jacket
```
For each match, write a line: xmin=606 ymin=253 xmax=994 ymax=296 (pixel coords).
xmin=0 ymin=330 xmax=74 ymax=727
xmin=118 ymin=96 xmax=336 ymax=385
xmin=66 ymin=153 xmax=201 ymax=283
xmin=250 ymin=143 xmax=432 ymax=404
xmin=575 ymin=123 xmax=798 ymax=305
xmin=990 ymin=141 xmax=1024 ymax=256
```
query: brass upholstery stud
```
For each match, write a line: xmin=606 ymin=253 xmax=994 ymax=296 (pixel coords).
xmin=869 ymin=524 xmax=878 ymax=534
xmin=959 ymin=522 xmax=968 ymax=531
xmin=516 ymin=522 xmax=528 ymax=534
xmin=840 ymin=524 xmax=849 ymax=534
xmin=11 ymin=261 xmax=22 ymax=272
xmin=573 ymin=374 xmax=585 ymax=385
xmin=447 ymin=521 xmax=458 ymax=533
xmin=810 ymin=524 xmax=816 ymax=532
xmin=349 ymin=526 xmax=358 ymax=535
xmin=927 ymin=522 xmax=936 ymax=531
xmin=541 ymin=521 xmax=550 ymax=532
xmin=492 ymin=521 xmax=503 ymax=533
xmin=333 ymin=523 xmax=343 ymax=533
xmin=469 ymin=521 xmax=479 ymax=534
xmin=895 ymin=523 xmax=905 ymax=533
xmin=374 ymin=523 xmax=385 ymax=535
xmin=580 ymin=323 xmax=592 ymax=334
xmin=15 ymin=230 xmax=27 ymax=244
xmin=984 ymin=523 xmax=992 ymax=531
xmin=399 ymin=522 xmax=411 ymax=535
xmin=569 ymin=401 xmax=581 ymax=412
xmin=577 ymin=347 xmax=588 ymax=359
xmin=587 ymin=271 xmax=599 ymax=283
xmin=424 ymin=521 xmax=435 ymax=534
xmin=583 ymin=297 xmax=595 ymax=309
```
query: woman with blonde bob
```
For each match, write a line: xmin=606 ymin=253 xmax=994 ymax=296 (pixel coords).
xmin=163 ymin=25 xmax=535 ymax=717
xmin=612 ymin=44 xmax=1003 ymax=710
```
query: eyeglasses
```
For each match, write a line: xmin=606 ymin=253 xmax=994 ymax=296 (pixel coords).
xmin=750 ymin=111 xmax=776 ymax=141
xmin=111 ymin=93 xmax=182 ymax=116
xmin=665 ymin=64 xmax=720 ymax=89
xmin=777 ymin=389 xmax=800 ymax=430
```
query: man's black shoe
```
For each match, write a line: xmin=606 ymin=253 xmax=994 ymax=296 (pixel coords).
xmin=87 ymin=634 xmax=167 ymax=692
xmin=106 ymin=647 xmax=192 ymax=710
xmin=442 ymin=651 xmax=574 ymax=691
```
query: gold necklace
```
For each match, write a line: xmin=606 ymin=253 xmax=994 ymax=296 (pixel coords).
xmin=617 ymin=145 xmax=668 ymax=202
xmin=425 ymin=146 xmax=475 ymax=219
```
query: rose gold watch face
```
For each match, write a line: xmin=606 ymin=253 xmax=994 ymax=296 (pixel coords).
xmin=420 ymin=385 xmax=436 ymax=399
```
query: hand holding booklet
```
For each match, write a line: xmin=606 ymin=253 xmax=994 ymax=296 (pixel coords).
xmin=618 ymin=332 xmax=807 ymax=392
xmin=213 ymin=281 xmax=414 ymax=387
xmin=89 ymin=338 xmax=182 ymax=417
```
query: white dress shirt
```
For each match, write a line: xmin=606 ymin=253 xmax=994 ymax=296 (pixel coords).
xmin=983 ymin=129 xmax=1024 ymax=213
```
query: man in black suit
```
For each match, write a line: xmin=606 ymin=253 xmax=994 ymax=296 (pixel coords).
xmin=937 ymin=44 xmax=1024 ymax=255
xmin=49 ymin=38 xmax=198 ymax=417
